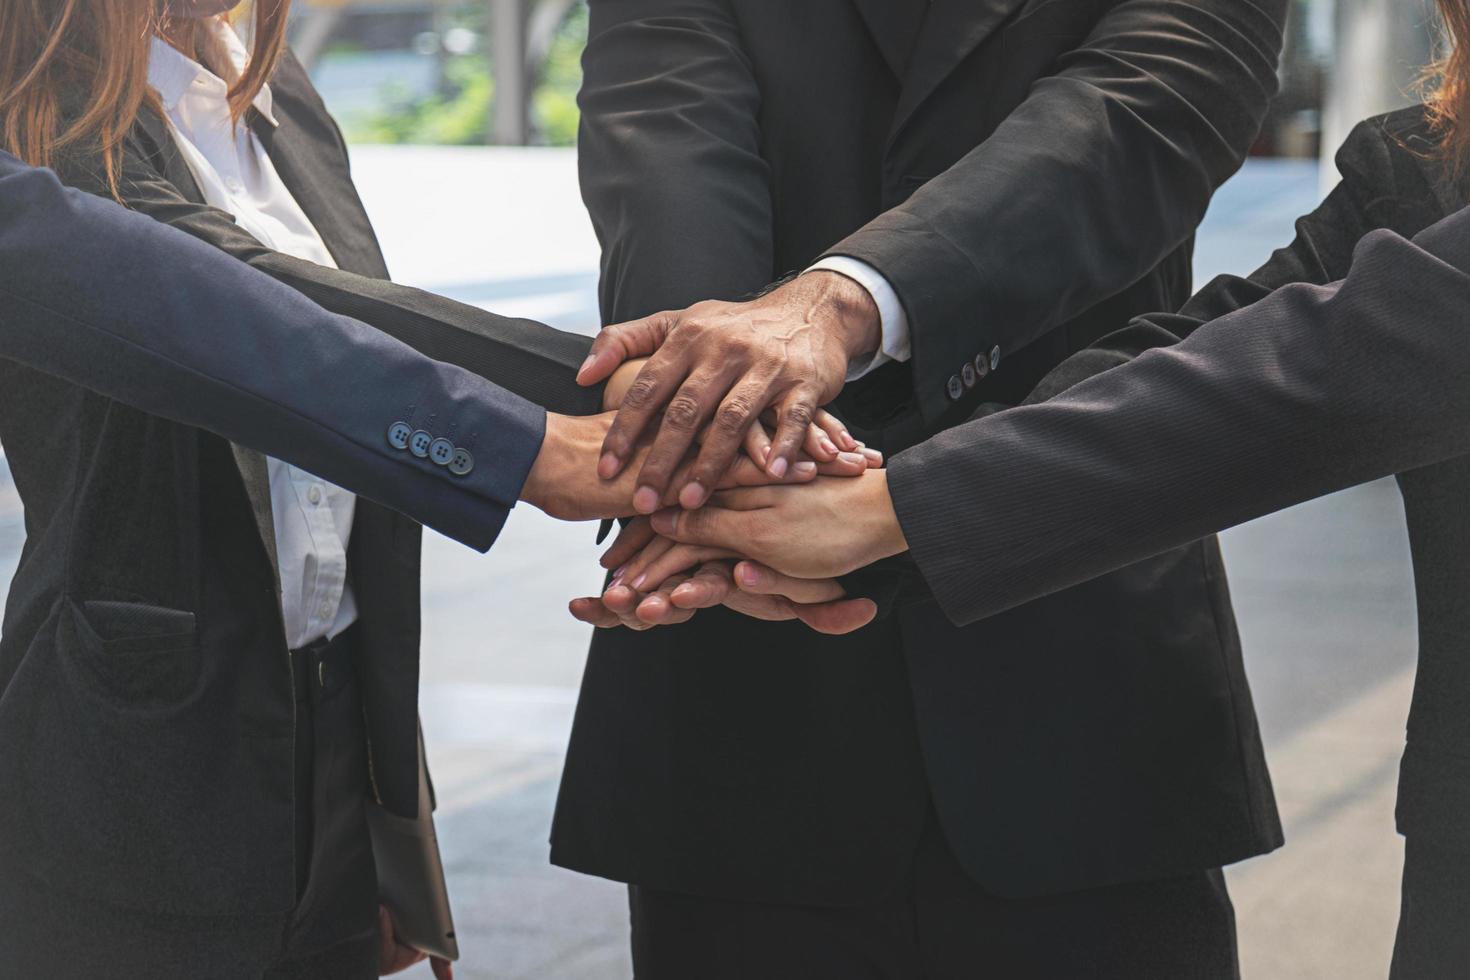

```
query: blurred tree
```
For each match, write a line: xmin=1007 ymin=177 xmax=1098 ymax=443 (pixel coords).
xmin=337 ymin=0 xmax=587 ymax=146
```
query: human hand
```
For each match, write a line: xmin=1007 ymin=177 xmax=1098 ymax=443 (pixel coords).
xmin=603 ymin=358 xmax=876 ymax=475
xmin=520 ymin=412 xmax=863 ymax=522
xmin=568 ymin=555 xmax=876 ymax=635
xmin=624 ymin=469 xmax=908 ymax=580
xmin=378 ymin=905 xmax=452 ymax=979
xmin=576 ymin=271 xmax=882 ymax=511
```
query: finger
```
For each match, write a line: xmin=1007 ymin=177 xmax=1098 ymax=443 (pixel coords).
xmin=635 ymin=578 xmax=700 ymax=625
xmin=855 ymin=443 xmax=884 ymax=467
xmin=669 ymin=561 xmax=737 ymax=609
xmin=803 ymin=418 xmax=842 ymax=464
xmin=734 ymin=561 xmax=847 ymax=604
xmin=648 ymin=504 xmax=754 ymax=549
xmin=718 ymin=452 xmax=817 ymax=490
xmin=431 ymin=958 xmax=455 ymax=980
xmin=721 ymin=588 xmax=802 ymax=623
xmin=630 ymin=544 xmax=738 ymax=593
xmin=680 ymin=381 xmax=777 ymax=508
xmin=378 ymin=907 xmax=427 ymax=975
xmin=613 ymin=535 xmax=677 ymax=591
xmin=766 ymin=388 xmax=819 ymax=478
xmin=601 ymin=583 xmax=642 ymax=616
xmin=579 ymin=314 xmax=670 ymax=386
xmin=631 ymin=371 xmax=738 ymax=511
xmin=743 ymin=420 xmax=774 ymax=469
xmin=601 ymin=517 xmax=656 ymax=571
xmin=600 ymin=351 xmax=691 ymax=482
xmin=795 ymin=598 xmax=878 ymax=635
xmin=816 ymin=409 xmax=859 ymax=452
xmin=815 ymin=451 xmax=868 ymax=478
xmin=569 ymin=596 xmax=624 ymax=629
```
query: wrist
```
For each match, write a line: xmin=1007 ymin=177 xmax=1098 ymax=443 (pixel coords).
xmin=864 ymin=470 xmax=909 ymax=565
xmin=521 ymin=413 xmax=565 ymax=513
xmin=801 ymin=270 xmax=881 ymax=361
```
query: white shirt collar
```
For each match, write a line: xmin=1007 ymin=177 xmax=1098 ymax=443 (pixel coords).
xmin=147 ymin=18 xmax=277 ymax=126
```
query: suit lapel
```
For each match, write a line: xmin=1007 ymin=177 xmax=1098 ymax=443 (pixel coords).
xmin=889 ymin=0 xmax=1029 ymax=140
xmin=848 ymin=0 xmax=931 ymax=81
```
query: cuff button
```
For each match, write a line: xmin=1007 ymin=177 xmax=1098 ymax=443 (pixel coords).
xmin=946 ymin=375 xmax=965 ymax=401
xmin=990 ymin=345 xmax=1002 ymax=371
xmin=387 ymin=421 xmax=412 ymax=450
xmin=961 ymin=362 xmax=977 ymax=388
xmin=409 ymin=430 xmax=434 ymax=458
xmin=974 ymin=353 xmax=990 ymax=379
xmin=448 ymin=448 xmax=475 ymax=477
xmin=429 ymin=437 xmax=456 ymax=466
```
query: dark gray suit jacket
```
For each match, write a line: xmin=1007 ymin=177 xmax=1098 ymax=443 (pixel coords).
xmin=560 ymin=0 xmax=1288 ymax=903
xmin=888 ymin=106 xmax=1470 ymax=855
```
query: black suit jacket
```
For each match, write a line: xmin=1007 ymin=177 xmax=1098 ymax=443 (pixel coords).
xmin=0 ymin=54 xmax=595 ymax=921
xmin=555 ymin=0 xmax=1288 ymax=903
xmin=889 ymin=105 xmax=1470 ymax=854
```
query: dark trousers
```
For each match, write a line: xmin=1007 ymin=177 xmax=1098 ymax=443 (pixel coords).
xmin=0 ymin=629 xmax=379 ymax=980
xmin=1390 ymin=837 xmax=1470 ymax=980
xmin=630 ymin=810 xmax=1238 ymax=980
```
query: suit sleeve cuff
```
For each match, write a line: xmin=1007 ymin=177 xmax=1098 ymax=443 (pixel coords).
xmin=806 ymin=257 xmax=911 ymax=381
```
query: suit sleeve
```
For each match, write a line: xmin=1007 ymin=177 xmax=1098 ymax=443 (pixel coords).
xmin=824 ymin=0 xmax=1288 ymax=424
xmin=887 ymin=196 xmax=1470 ymax=627
xmin=0 ymin=156 xmax=542 ymax=553
xmin=53 ymin=136 xmax=603 ymax=419
xmin=578 ymin=0 xmax=775 ymax=320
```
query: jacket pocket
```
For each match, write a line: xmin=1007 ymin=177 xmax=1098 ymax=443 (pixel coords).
xmin=70 ymin=598 xmax=199 ymax=705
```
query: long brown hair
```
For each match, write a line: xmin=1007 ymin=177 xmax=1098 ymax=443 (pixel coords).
xmin=1428 ymin=0 xmax=1470 ymax=173
xmin=0 ymin=0 xmax=289 ymax=196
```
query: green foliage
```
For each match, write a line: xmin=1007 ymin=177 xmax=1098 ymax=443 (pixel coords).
xmin=342 ymin=1 xmax=588 ymax=147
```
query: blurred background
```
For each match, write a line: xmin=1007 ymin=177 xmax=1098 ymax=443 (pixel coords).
xmin=0 ymin=0 xmax=1455 ymax=976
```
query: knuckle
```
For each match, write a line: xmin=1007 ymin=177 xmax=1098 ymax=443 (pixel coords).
xmin=783 ymin=401 xmax=815 ymax=429
xmin=663 ymin=394 xmax=703 ymax=430
xmin=623 ymin=376 xmax=661 ymax=410
xmin=715 ymin=398 xmax=755 ymax=435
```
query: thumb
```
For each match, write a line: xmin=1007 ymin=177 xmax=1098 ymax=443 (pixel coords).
xmin=578 ymin=313 xmax=672 ymax=386
xmin=795 ymin=598 xmax=877 ymax=635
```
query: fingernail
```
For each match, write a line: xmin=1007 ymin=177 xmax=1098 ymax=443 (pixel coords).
xmin=679 ymin=481 xmax=707 ymax=509
xmin=612 ymin=564 xmax=627 ymax=579
xmin=793 ymin=461 xmax=817 ymax=478
xmin=862 ymin=448 xmax=884 ymax=464
xmin=579 ymin=354 xmax=598 ymax=377
xmin=769 ymin=456 xmax=788 ymax=479
xmin=634 ymin=486 xmax=660 ymax=513
xmin=758 ymin=445 xmax=771 ymax=463
xmin=839 ymin=429 xmax=857 ymax=450
xmin=651 ymin=510 xmax=677 ymax=535
xmin=838 ymin=451 xmax=865 ymax=466
xmin=598 ymin=452 xmax=621 ymax=479
xmin=739 ymin=564 xmax=762 ymax=587
xmin=820 ymin=436 xmax=838 ymax=455
xmin=673 ymin=584 xmax=695 ymax=599
xmin=631 ymin=573 xmax=648 ymax=590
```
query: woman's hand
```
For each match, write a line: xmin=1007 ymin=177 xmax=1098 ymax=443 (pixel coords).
xmin=637 ymin=470 xmax=909 ymax=580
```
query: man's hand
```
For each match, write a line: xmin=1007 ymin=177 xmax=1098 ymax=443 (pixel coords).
xmin=520 ymin=412 xmax=860 ymax=522
xmin=378 ymin=905 xmax=452 ymax=979
xmin=576 ymin=271 xmax=882 ymax=511
xmin=635 ymin=469 xmax=909 ymax=580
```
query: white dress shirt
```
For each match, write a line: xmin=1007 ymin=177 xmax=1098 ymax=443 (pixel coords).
xmin=808 ymin=256 xmax=913 ymax=381
xmin=148 ymin=22 xmax=359 ymax=650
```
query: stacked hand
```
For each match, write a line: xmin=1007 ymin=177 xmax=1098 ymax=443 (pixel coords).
xmin=545 ymin=272 xmax=912 ymax=634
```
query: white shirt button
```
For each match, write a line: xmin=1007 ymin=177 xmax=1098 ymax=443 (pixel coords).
xmin=319 ymin=601 xmax=333 ymax=619
xmin=307 ymin=485 xmax=323 ymax=506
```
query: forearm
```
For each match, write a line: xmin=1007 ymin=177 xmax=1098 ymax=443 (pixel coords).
xmin=827 ymin=0 xmax=1286 ymax=423
xmin=0 ymin=162 xmax=542 ymax=551
xmin=888 ymin=213 xmax=1470 ymax=626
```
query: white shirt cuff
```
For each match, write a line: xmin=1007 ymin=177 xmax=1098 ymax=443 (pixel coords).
xmin=807 ymin=256 xmax=912 ymax=381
